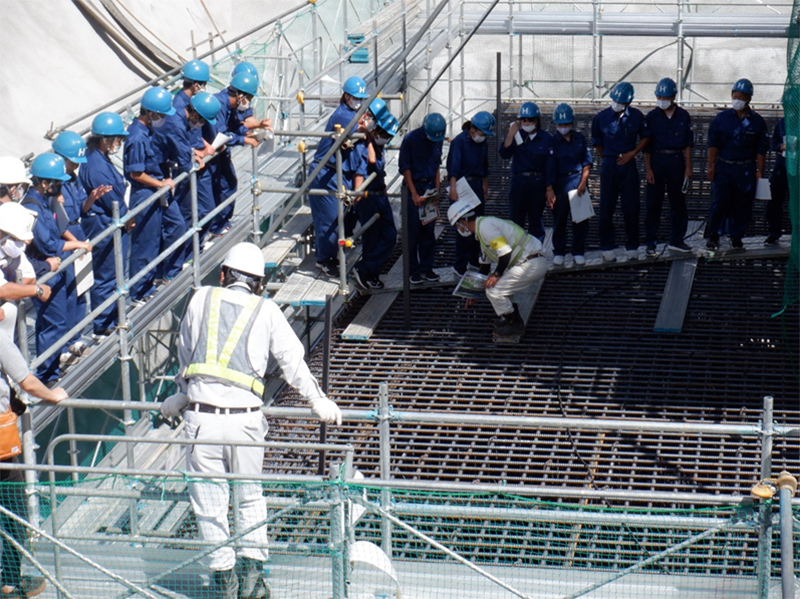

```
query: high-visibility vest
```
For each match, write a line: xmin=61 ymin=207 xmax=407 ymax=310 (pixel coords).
xmin=184 ymin=287 xmax=266 ymax=397
xmin=475 ymin=216 xmax=530 ymax=266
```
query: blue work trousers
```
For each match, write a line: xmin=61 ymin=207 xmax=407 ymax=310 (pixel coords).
xmin=161 ymin=196 xmax=188 ymax=280
xmin=210 ymin=153 xmax=238 ymax=235
xmin=33 ymin=269 xmax=68 ymax=382
xmin=552 ymin=172 xmax=589 ymax=256
xmin=309 ymin=167 xmax=341 ymax=264
xmin=645 ymin=153 xmax=688 ymax=246
xmin=82 ymin=214 xmax=127 ymax=334
xmin=173 ymin=169 xmax=215 ymax=267
xmin=129 ymin=188 xmax=164 ymax=301
xmin=355 ymin=194 xmax=396 ymax=279
xmin=65 ymin=224 xmax=87 ymax=346
xmin=453 ymin=178 xmax=485 ymax=271
xmin=766 ymin=163 xmax=788 ymax=237
xmin=707 ymin=160 xmax=757 ymax=240
xmin=508 ymin=172 xmax=547 ymax=242
xmin=598 ymin=158 xmax=640 ymax=251
xmin=404 ymin=180 xmax=437 ymax=276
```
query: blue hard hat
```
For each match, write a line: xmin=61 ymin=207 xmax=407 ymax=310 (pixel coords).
xmin=732 ymin=78 xmax=754 ymax=96
xmin=190 ymin=92 xmax=221 ymax=126
xmin=552 ymin=103 xmax=575 ymax=125
xmin=377 ymin=113 xmax=399 ymax=137
xmin=655 ymin=77 xmax=677 ymax=98
xmin=342 ymin=76 xmax=368 ymax=99
xmin=91 ymin=112 xmax=129 ymax=137
xmin=471 ymin=111 xmax=495 ymax=136
xmin=52 ymin=131 xmax=87 ymax=164
xmin=30 ymin=152 xmax=70 ymax=182
xmin=182 ymin=59 xmax=210 ymax=83
xmin=423 ymin=112 xmax=446 ymax=142
xmin=610 ymin=81 xmax=635 ymax=104
xmin=231 ymin=61 xmax=259 ymax=80
xmin=141 ymin=87 xmax=176 ymax=116
xmin=369 ymin=98 xmax=388 ymax=120
xmin=230 ymin=73 xmax=258 ymax=96
xmin=518 ymin=102 xmax=540 ymax=119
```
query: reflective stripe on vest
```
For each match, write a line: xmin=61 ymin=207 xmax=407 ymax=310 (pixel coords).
xmin=184 ymin=287 xmax=266 ymax=397
xmin=476 ymin=217 xmax=529 ymax=266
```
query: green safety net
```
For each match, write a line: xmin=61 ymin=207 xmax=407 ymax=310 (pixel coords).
xmin=784 ymin=0 xmax=800 ymax=309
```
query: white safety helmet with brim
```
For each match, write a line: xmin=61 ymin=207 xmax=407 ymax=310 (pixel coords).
xmin=222 ymin=242 xmax=265 ymax=278
xmin=0 ymin=157 xmax=32 ymax=186
xmin=447 ymin=195 xmax=482 ymax=227
xmin=0 ymin=202 xmax=37 ymax=241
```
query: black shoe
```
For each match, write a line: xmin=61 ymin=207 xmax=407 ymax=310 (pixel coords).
xmin=352 ymin=268 xmax=369 ymax=290
xmin=92 ymin=329 xmax=115 ymax=340
xmin=731 ymin=237 xmax=744 ymax=249
xmin=367 ymin=277 xmax=385 ymax=290
xmin=668 ymin=241 xmax=692 ymax=253
xmin=706 ymin=237 xmax=719 ymax=251
xmin=764 ymin=234 xmax=780 ymax=246
xmin=409 ymin=273 xmax=423 ymax=285
xmin=316 ymin=258 xmax=339 ymax=277
xmin=645 ymin=242 xmax=657 ymax=257
xmin=452 ymin=265 xmax=467 ymax=276
xmin=422 ymin=270 xmax=440 ymax=282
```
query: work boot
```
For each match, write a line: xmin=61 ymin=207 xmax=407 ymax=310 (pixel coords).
xmin=495 ymin=305 xmax=524 ymax=337
xmin=493 ymin=303 xmax=518 ymax=328
xmin=235 ymin=557 xmax=271 ymax=599
xmin=213 ymin=569 xmax=239 ymax=599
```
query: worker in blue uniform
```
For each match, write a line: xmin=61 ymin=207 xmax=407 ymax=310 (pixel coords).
xmin=447 ymin=110 xmax=494 ymax=274
xmin=705 ymin=78 xmax=768 ymax=250
xmin=549 ymin=103 xmax=593 ymax=266
xmin=125 ymin=87 xmax=176 ymax=303
xmin=173 ymin=59 xmax=210 ymax=113
xmin=399 ymin=113 xmax=445 ymax=284
xmin=765 ymin=115 xmax=787 ymax=245
xmin=52 ymin=132 xmax=110 ymax=360
xmin=351 ymin=112 xmax=399 ymax=291
xmin=498 ymin=102 xmax=555 ymax=242
xmin=643 ymin=77 xmax=694 ymax=256
xmin=79 ymin=112 xmax=130 ymax=338
xmin=309 ymin=76 xmax=369 ymax=277
xmin=23 ymin=153 xmax=92 ymax=383
xmin=591 ymin=81 xmax=651 ymax=261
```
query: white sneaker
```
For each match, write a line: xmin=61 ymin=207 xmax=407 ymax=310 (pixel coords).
xmin=574 ymin=255 xmax=586 ymax=266
xmin=553 ymin=255 xmax=565 ymax=266
xmin=602 ymin=250 xmax=616 ymax=262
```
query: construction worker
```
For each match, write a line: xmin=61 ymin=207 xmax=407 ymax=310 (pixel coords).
xmin=173 ymin=59 xmax=211 ymax=113
xmin=447 ymin=110 xmax=494 ymax=275
xmin=351 ymin=112 xmax=399 ymax=290
xmin=125 ymin=87 xmax=176 ymax=303
xmin=23 ymin=154 xmax=92 ymax=383
xmin=498 ymin=102 xmax=555 ymax=242
xmin=549 ymin=103 xmax=593 ymax=266
xmin=764 ymin=114 xmax=787 ymax=245
xmin=52 ymin=131 xmax=109 ymax=359
xmin=309 ymin=76 xmax=369 ymax=277
xmin=643 ymin=77 xmax=694 ymax=256
xmin=705 ymin=78 xmax=768 ymax=250
xmin=79 ymin=112 xmax=129 ymax=338
xmin=0 ymin=203 xmax=48 ymax=339
xmin=591 ymin=81 xmax=651 ymax=261
xmin=0 ymin=157 xmax=31 ymax=203
xmin=399 ymin=112 xmax=445 ymax=285
xmin=163 ymin=242 xmax=341 ymax=599
xmin=0 ymin=331 xmax=66 ymax=599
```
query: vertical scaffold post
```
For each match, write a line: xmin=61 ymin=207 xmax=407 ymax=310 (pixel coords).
xmin=401 ymin=184 xmax=411 ymax=328
xmin=319 ymin=294 xmax=333 ymax=476
xmin=329 ymin=463 xmax=346 ymax=599
xmin=335 ymin=147 xmax=348 ymax=293
xmin=379 ymin=381 xmax=393 ymax=557
xmin=190 ymin=167 xmax=201 ymax=290
xmin=677 ymin=0 xmax=685 ymax=102
xmin=426 ymin=0 xmax=433 ymax=112
xmin=592 ymin=0 xmax=600 ymax=101
xmin=447 ymin=0 xmax=453 ymax=129
xmin=459 ymin=0 xmax=466 ymax=121
xmin=777 ymin=471 xmax=797 ymax=599
xmin=496 ymin=52 xmax=502 ymax=155
xmin=402 ymin=0 xmax=409 ymax=118
xmin=251 ymin=145 xmax=261 ymax=243
xmin=756 ymin=395 xmax=774 ymax=599
xmin=507 ymin=1 xmax=514 ymax=96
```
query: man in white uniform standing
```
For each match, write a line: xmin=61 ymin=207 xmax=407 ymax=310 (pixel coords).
xmin=163 ymin=242 xmax=342 ymax=599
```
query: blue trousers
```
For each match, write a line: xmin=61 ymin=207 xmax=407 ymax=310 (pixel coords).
xmin=598 ymin=158 xmax=640 ymax=251
xmin=173 ymin=169 xmax=215 ymax=267
xmin=552 ymin=172 xmax=589 ymax=256
xmin=355 ymin=194 xmax=396 ymax=279
xmin=65 ymin=224 xmax=87 ymax=345
xmin=129 ymin=187 xmax=164 ymax=301
xmin=161 ymin=196 xmax=187 ymax=280
xmin=766 ymin=163 xmax=788 ymax=237
xmin=309 ymin=166 xmax=343 ymax=264
xmin=453 ymin=179 xmax=485 ymax=271
xmin=404 ymin=180 xmax=437 ymax=276
xmin=508 ymin=172 xmax=546 ymax=241
xmin=645 ymin=153 xmax=688 ymax=246
xmin=210 ymin=152 xmax=238 ymax=235
xmin=707 ymin=160 xmax=757 ymax=240
xmin=33 ymin=269 xmax=68 ymax=382
xmin=82 ymin=214 xmax=127 ymax=334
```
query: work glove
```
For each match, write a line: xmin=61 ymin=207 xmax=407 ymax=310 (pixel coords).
xmin=160 ymin=393 xmax=189 ymax=419
xmin=309 ymin=396 xmax=342 ymax=425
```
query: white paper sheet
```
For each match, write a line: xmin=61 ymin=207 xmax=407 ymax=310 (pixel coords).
xmin=211 ymin=132 xmax=232 ymax=151
xmin=568 ymin=189 xmax=595 ymax=223
xmin=755 ymin=178 xmax=772 ymax=201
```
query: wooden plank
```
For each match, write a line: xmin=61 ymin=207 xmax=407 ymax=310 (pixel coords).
xmin=262 ymin=205 xmax=313 ymax=268
xmin=654 ymin=221 xmax=705 ymax=333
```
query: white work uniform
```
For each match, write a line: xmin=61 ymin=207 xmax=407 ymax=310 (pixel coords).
xmin=475 ymin=216 xmax=547 ymax=316
xmin=0 ymin=250 xmax=35 ymax=338
xmin=177 ymin=283 xmax=327 ymax=572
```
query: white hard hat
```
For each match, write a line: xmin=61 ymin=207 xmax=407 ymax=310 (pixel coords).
xmin=0 ymin=202 xmax=37 ymax=241
xmin=222 ymin=242 xmax=265 ymax=278
xmin=0 ymin=157 xmax=31 ymax=186
xmin=447 ymin=195 xmax=482 ymax=227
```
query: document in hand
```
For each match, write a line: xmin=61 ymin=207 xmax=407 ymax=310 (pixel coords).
xmin=452 ymin=271 xmax=488 ymax=300
xmin=455 ymin=177 xmax=482 ymax=206
xmin=418 ymin=188 xmax=439 ymax=224
xmin=568 ymin=189 xmax=595 ymax=223
xmin=755 ymin=178 xmax=772 ymax=201
xmin=211 ymin=132 xmax=233 ymax=151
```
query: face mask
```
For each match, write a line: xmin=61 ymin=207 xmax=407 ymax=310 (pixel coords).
xmin=237 ymin=97 xmax=250 ymax=112
xmin=365 ymin=118 xmax=377 ymax=132
xmin=472 ymin=133 xmax=486 ymax=144
xmin=107 ymin=144 xmax=120 ymax=155
xmin=150 ymin=114 xmax=166 ymax=129
xmin=346 ymin=98 xmax=362 ymax=111
xmin=731 ymin=99 xmax=747 ymax=111
xmin=556 ymin=126 xmax=572 ymax=136
xmin=1 ymin=238 xmax=25 ymax=259
xmin=521 ymin=124 xmax=536 ymax=133
xmin=189 ymin=119 xmax=204 ymax=130
xmin=374 ymin=136 xmax=389 ymax=146
xmin=11 ymin=185 xmax=27 ymax=202
xmin=656 ymin=99 xmax=673 ymax=111
xmin=45 ymin=181 xmax=62 ymax=197
xmin=611 ymin=101 xmax=627 ymax=113
xmin=456 ymin=222 xmax=472 ymax=237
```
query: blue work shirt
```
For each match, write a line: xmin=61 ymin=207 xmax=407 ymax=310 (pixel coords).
xmin=62 ymin=173 xmax=86 ymax=225
xmin=355 ymin=142 xmax=387 ymax=192
xmin=124 ymin=119 xmax=163 ymax=193
xmin=312 ymin=102 xmax=361 ymax=173
xmin=172 ymin=90 xmax=191 ymax=113
xmin=771 ymin=117 xmax=786 ymax=169
xmin=551 ymin=130 xmax=593 ymax=176
xmin=644 ymin=106 xmax=694 ymax=153
xmin=591 ymin=106 xmax=650 ymax=157
xmin=447 ymin=130 xmax=489 ymax=180
xmin=398 ymin=126 xmax=443 ymax=183
xmin=213 ymin=89 xmax=249 ymax=146
xmin=498 ymin=128 xmax=555 ymax=185
xmin=162 ymin=110 xmax=202 ymax=173
xmin=23 ymin=188 xmax=65 ymax=259
xmin=707 ymin=108 xmax=769 ymax=162
xmin=78 ymin=149 xmax=128 ymax=220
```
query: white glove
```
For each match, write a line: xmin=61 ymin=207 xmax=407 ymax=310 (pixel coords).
xmin=309 ymin=396 xmax=342 ymax=425
xmin=161 ymin=393 xmax=189 ymax=419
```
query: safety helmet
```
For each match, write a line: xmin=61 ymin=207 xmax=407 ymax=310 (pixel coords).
xmin=52 ymin=131 xmax=88 ymax=164
xmin=231 ymin=61 xmax=259 ymax=80
xmin=190 ymin=92 xmax=221 ymax=126
xmin=610 ymin=81 xmax=635 ymax=104
xmin=230 ymin=73 xmax=258 ymax=97
xmin=552 ymin=103 xmax=574 ymax=125
xmin=377 ymin=113 xmax=399 ymax=137
xmin=30 ymin=152 xmax=70 ymax=182
xmin=471 ymin=111 xmax=495 ymax=136
xmin=368 ymin=97 xmax=388 ymax=120
xmin=342 ymin=76 xmax=368 ymax=99
xmin=655 ymin=77 xmax=677 ymax=98
xmin=447 ymin=195 xmax=482 ymax=227
xmin=91 ymin=112 xmax=129 ymax=137
xmin=222 ymin=242 xmax=265 ymax=278
xmin=518 ymin=102 xmax=540 ymax=119
xmin=0 ymin=157 xmax=32 ymax=186
xmin=141 ymin=87 xmax=176 ymax=116
xmin=0 ymin=202 xmax=37 ymax=241
xmin=732 ymin=78 xmax=754 ymax=96
xmin=181 ymin=59 xmax=210 ymax=83
xmin=423 ymin=113 xmax=446 ymax=142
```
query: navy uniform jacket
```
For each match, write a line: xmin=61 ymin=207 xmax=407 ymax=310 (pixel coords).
xmin=23 ymin=188 xmax=66 ymax=264
xmin=162 ymin=109 xmax=205 ymax=174
xmin=124 ymin=119 xmax=164 ymax=206
xmin=447 ymin=130 xmax=488 ymax=180
xmin=312 ymin=102 xmax=361 ymax=175
xmin=707 ymin=108 xmax=769 ymax=161
xmin=398 ymin=127 xmax=442 ymax=185
xmin=551 ymin=131 xmax=593 ymax=177
xmin=355 ymin=142 xmax=387 ymax=193
xmin=62 ymin=174 xmax=87 ymax=242
xmin=498 ymin=129 xmax=555 ymax=185
xmin=213 ymin=90 xmax=250 ymax=146
xmin=173 ymin=90 xmax=191 ymax=113
xmin=591 ymin=106 xmax=650 ymax=157
xmin=644 ymin=106 xmax=694 ymax=152
xmin=78 ymin=149 xmax=128 ymax=222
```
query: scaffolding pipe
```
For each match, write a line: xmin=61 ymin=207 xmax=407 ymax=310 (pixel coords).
xmin=379 ymin=382 xmax=393 ymax=557
xmin=777 ymin=471 xmax=798 ymax=599
xmin=757 ymin=395 xmax=774 ymax=599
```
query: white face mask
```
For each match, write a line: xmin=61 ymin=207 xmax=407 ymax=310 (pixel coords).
xmin=150 ymin=114 xmax=166 ymax=129
xmin=731 ymin=99 xmax=747 ymax=111
xmin=237 ymin=97 xmax=250 ymax=112
xmin=373 ymin=136 xmax=389 ymax=146
xmin=11 ymin=185 xmax=27 ymax=202
xmin=556 ymin=126 xmax=572 ymax=136
xmin=365 ymin=118 xmax=377 ymax=132
xmin=107 ymin=143 xmax=121 ymax=155
xmin=472 ymin=133 xmax=486 ymax=144
xmin=456 ymin=222 xmax=472 ymax=237
xmin=521 ymin=124 xmax=536 ymax=133
xmin=610 ymin=100 xmax=626 ymax=113
xmin=656 ymin=99 xmax=673 ymax=111
xmin=346 ymin=98 xmax=362 ymax=111
xmin=189 ymin=119 xmax=204 ymax=130
xmin=1 ymin=238 xmax=25 ymax=259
